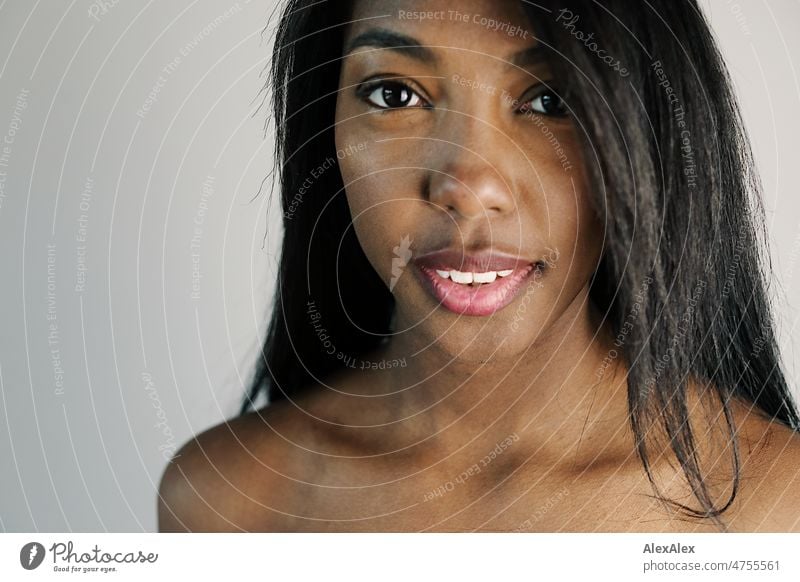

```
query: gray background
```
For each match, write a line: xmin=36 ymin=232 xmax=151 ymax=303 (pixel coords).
xmin=0 ymin=0 xmax=798 ymax=532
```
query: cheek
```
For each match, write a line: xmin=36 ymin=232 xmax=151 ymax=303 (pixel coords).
xmin=337 ymin=149 xmax=422 ymax=283
xmin=335 ymin=102 xmax=436 ymax=281
xmin=567 ymin=152 xmax=604 ymax=271
xmin=536 ymin=143 xmax=603 ymax=278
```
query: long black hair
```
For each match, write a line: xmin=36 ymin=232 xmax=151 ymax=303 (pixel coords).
xmin=243 ymin=0 xmax=799 ymax=528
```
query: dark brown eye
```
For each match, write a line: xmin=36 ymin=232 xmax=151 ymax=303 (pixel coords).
xmin=363 ymin=81 xmax=425 ymax=109
xmin=520 ymin=88 xmax=568 ymax=117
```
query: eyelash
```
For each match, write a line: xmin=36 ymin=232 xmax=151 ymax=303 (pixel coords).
xmin=517 ymin=86 xmax=569 ymax=118
xmin=356 ymin=79 xmax=568 ymax=118
xmin=357 ymin=78 xmax=431 ymax=110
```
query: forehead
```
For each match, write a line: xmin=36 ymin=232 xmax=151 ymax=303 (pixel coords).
xmin=344 ymin=0 xmax=537 ymax=59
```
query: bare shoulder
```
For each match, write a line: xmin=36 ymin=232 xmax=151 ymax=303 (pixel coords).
xmin=727 ymin=403 xmax=800 ymax=532
xmin=157 ymin=397 xmax=320 ymax=532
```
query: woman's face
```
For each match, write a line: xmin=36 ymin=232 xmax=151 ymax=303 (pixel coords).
xmin=335 ymin=0 xmax=604 ymax=359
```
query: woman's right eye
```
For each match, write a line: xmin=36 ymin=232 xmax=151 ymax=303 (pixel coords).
xmin=361 ymin=81 xmax=427 ymax=110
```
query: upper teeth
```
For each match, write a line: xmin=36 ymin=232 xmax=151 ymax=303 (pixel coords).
xmin=435 ymin=269 xmax=515 ymax=284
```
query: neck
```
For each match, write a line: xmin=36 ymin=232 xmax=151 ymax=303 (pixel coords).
xmin=365 ymin=288 xmax=632 ymax=466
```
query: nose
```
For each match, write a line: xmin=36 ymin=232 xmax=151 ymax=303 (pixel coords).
xmin=427 ymin=115 xmax=516 ymax=221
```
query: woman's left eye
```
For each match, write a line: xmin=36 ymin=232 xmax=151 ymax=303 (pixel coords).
xmin=362 ymin=81 xmax=426 ymax=109
xmin=519 ymin=88 xmax=568 ymax=118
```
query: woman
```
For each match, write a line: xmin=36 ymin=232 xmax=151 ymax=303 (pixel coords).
xmin=159 ymin=0 xmax=800 ymax=532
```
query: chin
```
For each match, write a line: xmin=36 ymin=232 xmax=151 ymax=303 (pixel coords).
xmin=396 ymin=292 xmax=551 ymax=363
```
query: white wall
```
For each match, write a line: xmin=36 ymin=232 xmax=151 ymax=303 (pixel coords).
xmin=0 ymin=0 xmax=279 ymax=531
xmin=700 ymin=0 xmax=800 ymax=393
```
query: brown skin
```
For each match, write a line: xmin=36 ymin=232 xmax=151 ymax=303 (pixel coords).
xmin=158 ymin=0 xmax=800 ymax=532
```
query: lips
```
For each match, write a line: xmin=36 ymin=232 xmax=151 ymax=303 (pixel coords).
xmin=412 ymin=248 xmax=543 ymax=317
xmin=413 ymin=248 xmax=533 ymax=273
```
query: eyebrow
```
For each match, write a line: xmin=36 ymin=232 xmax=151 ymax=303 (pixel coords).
xmin=344 ymin=28 xmax=438 ymax=63
xmin=344 ymin=27 xmax=547 ymax=69
xmin=510 ymin=46 xmax=547 ymax=69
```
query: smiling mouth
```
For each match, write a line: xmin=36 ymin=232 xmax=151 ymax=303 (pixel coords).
xmin=432 ymin=268 xmax=517 ymax=285
xmin=415 ymin=262 xmax=544 ymax=317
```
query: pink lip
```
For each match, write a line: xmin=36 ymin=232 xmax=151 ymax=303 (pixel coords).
xmin=412 ymin=249 xmax=542 ymax=317
xmin=414 ymin=248 xmax=533 ymax=273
